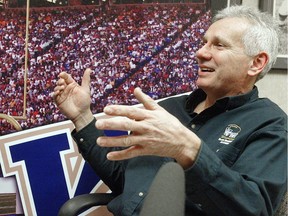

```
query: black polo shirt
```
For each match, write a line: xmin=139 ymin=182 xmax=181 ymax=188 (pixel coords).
xmin=73 ymin=87 xmax=287 ymax=216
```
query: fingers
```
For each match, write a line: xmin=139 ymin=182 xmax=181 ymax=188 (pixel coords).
xmin=101 ymin=88 xmax=163 ymax=119
xmin=59 ymin=71 xmax=75 ymax=85
xmin=106 ymin=145 xmax=143 ymax=160
xmin=103 ymin=105 xmax=147 ymax=121
xmin=133 ymin=87 xmax=162 ymax=111
xmin=53 ymin=72 xmax=72 ymax=95
xmin=97 ymin=135 xmax=154 ymax=149
xmin=97 ymin=135 xmax=137 ymax=148
xmin=53 ymin=72 xmax=74 ymax=100
xmin=96 ymin=116 xmax=146 ymax=132
xmin=53 ymin=69 xmax=91 ymax=100
xmin=53 ymin=79 xmax=66 ymax=100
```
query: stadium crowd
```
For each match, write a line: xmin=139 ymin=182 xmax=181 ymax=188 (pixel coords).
xmin=0 ymin=3 xmax=211 ymax=135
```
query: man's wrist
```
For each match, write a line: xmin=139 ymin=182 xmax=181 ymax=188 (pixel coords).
xmin=175 ymin=129 xmax=202 ymax=170
xmin=73 ymin=111 xmax=94 ymax=131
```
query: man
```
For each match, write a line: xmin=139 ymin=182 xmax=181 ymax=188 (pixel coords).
xmin=53 ymin=5 xmax=287 ymax=216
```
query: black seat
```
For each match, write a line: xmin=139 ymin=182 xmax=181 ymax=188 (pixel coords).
xmin=58 ymin=193 xmax=115 ymax=216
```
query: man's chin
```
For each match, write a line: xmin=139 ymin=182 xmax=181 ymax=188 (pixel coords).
xmin=196 ymin=79 xmax=209 ymax=89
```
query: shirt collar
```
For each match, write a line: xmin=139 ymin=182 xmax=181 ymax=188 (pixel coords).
xmin=185 ymin=86 xmax=259 ymax=114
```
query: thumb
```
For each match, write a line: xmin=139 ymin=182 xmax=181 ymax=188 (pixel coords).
xmin=133 ymin=87 xmax=162 ymax=110
xmin=81 ymin=68 xmax=91 ymax=90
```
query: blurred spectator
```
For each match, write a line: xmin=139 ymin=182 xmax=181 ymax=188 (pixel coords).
xmin=0 ymin=3 xmax=211 ymax=135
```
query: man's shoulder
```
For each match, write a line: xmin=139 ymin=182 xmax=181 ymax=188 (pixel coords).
xmin=158 ymin=93 xmax=189 ymax=109
xmin=256 ymin=97 xmax=287 ymax=117
xmin=158 ymin=93 xmax=192 ymax=124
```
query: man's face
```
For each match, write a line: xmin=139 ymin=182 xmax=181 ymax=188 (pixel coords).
xmin=196 ymin=17 xmax=254 ymax=97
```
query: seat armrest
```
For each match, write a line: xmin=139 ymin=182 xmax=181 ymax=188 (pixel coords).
xmin=58 ymin=193 xmax=115 ymax=216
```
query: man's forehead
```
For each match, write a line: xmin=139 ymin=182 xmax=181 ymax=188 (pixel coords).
xmin=205 ymin=18 xmax=249 ymax=40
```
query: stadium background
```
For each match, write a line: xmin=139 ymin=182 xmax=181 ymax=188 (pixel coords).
xmin=0 ymin=0 xmax=287 ymax=215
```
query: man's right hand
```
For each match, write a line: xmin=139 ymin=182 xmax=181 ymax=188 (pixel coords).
xmin=53 ymin=68 xmax=94 ymax=131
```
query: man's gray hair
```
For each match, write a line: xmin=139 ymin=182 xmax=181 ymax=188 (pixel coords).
xmin=213 ymin=5 xmax=280 ymax=81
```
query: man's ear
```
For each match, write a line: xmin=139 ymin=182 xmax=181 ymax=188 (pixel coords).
xmin=248 ymin=52 xmax=269 ymax=77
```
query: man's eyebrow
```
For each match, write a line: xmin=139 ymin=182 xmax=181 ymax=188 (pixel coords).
xmin=214 ymin=35 xmax=232 ymax=45
xmin=202 ymin=34 xmax=232 ymax=45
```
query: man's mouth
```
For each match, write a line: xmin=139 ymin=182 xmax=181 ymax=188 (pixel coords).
xmin=200 ymin=67 xmax=215 ymax=72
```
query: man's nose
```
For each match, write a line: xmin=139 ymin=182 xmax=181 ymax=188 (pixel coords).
xmin=196 ymin=44 xmax=212 ymax=60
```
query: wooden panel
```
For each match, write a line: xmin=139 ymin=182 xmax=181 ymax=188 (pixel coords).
xmin=0 ymin=193 xmax=16 ymax=215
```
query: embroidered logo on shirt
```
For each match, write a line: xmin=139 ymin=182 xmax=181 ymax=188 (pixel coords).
xmin=218 ymin=124 xmax=241 ymax=145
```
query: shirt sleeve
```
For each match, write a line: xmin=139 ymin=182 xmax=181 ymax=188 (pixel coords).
xmin=72 ymin=117 xmax=124 ymax=194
